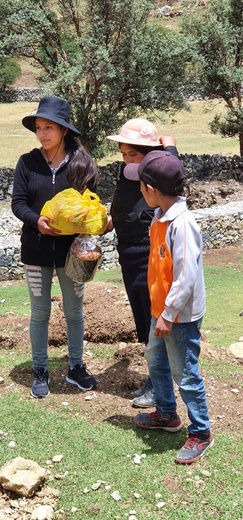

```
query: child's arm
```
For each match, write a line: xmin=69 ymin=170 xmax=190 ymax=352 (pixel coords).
xmin=162 ymin=216 xmax=204 ymax=324
xmin=154 ymin=316 xmax=172 ymax=337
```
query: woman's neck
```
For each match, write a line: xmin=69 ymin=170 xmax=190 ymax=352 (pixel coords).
xmin=42 ymin=143 xmax=67 ymax=168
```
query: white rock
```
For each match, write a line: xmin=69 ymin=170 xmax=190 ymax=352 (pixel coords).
xmin=133 ymin=454 xmax=141 ymax=465
xmin=110 ymin=490 xmax=121 ymax=501
xmin=228 ymin=342 xmax=243 ymax=359
xmin=31 ymin=505 xmax=54 ymax=520
xmin=52 ymin=455 xmax=63 ymax=463
xmin=201 ymin=470 xmax=211 ymax=477
xmin=92 ymin=482 xmax=101 ymax=490
xmin=156 ymin=501 xmax=166 ymax=508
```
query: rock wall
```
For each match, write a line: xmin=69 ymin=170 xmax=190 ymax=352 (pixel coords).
xmin=0 ymin=87 xmax=45 ymax=103
xmin=0 ymin=155 xmax=243 ymax=280
xmin=1 ymin=154 xmax=243 ymax=201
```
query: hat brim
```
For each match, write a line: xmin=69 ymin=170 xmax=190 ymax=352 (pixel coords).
xmin=107 ymin=135 xmax=162 ymax=147
xmin=22 ymin=113 xmax=80 ymax=136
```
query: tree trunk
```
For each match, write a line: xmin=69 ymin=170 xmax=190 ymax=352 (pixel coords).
xmin=239 ymin=132 xmax=243 ymax=157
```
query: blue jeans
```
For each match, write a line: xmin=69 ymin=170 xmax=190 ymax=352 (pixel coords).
xmin=145 ymin=317 xmax=210 ymax=435
xmin=25 ymin=265 xmax=84 ymax=371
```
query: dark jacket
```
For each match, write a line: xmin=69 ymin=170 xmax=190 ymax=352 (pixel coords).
xmin=12 ymin=148 xmax=88 ymax=267
xmin=110 ymin=146 xmax=178 ymax=246
xmin=110 ymin=163 xmax=154 ymax=246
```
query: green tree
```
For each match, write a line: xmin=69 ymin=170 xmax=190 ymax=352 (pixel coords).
xmin=0 ymin=0 xmax=189 ymax=157
xmin=0 ymin=57 xmax=21 ymax=91
xmin=181 ymin=0 xmax=243 ymax=156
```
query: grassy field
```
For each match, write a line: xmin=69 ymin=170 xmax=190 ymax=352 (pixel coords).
xmin=0 ymin=263 xmax=243 ymax=518
xmin=0 ymin=99 xmax=240 ymax=168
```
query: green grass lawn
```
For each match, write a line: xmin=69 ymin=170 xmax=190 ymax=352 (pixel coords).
xmin=1 ymin=392 xmax=242 ymax=519
xmin=0 ymin=99 xmax=240 ymax=168
xmin=0 ymin=264 xmax=242 ymax=518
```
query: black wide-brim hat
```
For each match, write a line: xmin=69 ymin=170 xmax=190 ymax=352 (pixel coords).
xmin=22 ymin=96 xmax=80 ymax=136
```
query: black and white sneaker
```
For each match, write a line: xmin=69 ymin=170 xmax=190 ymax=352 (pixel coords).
xmin=66 ymin=364 xmax=97 ymax=391
xmin=31 ymin=368 xmax=50 ymax=398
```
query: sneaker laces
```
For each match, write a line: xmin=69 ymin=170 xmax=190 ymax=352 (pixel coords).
xmin=73 ymin=363 xmax=95 ymax=378
xmin=34 ymin=374 xmax=47 ymax=384
xmin=185 ymin=436 xmax=200 ymax=449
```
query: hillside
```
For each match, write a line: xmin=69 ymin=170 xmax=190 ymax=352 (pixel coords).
xmin=13 ymin=0 xmax=209 ymax=88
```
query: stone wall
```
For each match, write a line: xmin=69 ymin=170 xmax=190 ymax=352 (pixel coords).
xmin=1 ymin=154 xmax=243 ymax=201
xmin=1 ymin=200 xmax=242 ymax=281
xmin=0 ymin=87 xmax=44 ymax=103
xmin=0 ymin=154 xmax=243 ymax=280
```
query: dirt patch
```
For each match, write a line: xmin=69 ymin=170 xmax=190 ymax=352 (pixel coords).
xmin=1 ymin=246 xmax=242 ymax=430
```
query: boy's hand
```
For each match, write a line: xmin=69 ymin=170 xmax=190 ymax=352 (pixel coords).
xmin=154 ymin=316 xmax=172 ymax=337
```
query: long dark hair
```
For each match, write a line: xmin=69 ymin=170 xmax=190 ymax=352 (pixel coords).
xmin=65 ymin=132 xmax=97 ymax=193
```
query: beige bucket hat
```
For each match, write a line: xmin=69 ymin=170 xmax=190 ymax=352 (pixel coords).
xmin=107 ymin=118 xmax=161 ymax=147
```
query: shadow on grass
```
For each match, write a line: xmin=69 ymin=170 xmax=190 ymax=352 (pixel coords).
xmin=9 ymin=356 xmax=143 ymax=398
xmin=104 ymin=413 xmax=187 ymax=455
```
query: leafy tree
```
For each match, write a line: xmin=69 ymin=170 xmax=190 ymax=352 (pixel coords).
xmin=0 ymin=57 xmax=21 ymax=91
xmin=181 ymin=0 xmax=243 ymax=156
xmin=0 ymin=0 xmax=189 ymax=157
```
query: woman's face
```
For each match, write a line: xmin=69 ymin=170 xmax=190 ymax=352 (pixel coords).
xmin=35 ymin=117 xmax=67 ymax=152
xmin=120 ymin=143 xmax=146 ymax=165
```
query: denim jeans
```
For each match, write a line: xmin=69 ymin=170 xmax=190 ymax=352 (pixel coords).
xmin=145 ymin=316 xmax=211 ymax=435
xmin=25 ymin=265 xmax=84 ymax=370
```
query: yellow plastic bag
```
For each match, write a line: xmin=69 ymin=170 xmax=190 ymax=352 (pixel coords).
xmin=40 ymin=188 xmax=107 ymax=235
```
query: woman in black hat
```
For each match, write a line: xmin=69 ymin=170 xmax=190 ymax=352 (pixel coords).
xmin=12 ymin=96 xmax=98 ymax=398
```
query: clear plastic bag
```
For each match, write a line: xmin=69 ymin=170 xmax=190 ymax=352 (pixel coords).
xmin=65 ymin=234 xmax=102 ymax=283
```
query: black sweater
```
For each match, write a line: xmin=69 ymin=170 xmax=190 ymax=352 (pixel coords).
xmin=12 ymin=148 xmax=87 ymax=267
xmin=110 ymin=146 xmax=178 ymax=247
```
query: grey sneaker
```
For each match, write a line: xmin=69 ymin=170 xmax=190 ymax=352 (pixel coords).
xmin=132 ymin=377 xmax=153 ymax=397
xmin=134 ymin=410 xmax=183 ymax=432
xmin=132 ymin=389 xmax=156 ymax=408
xmin=66 ymin=363 xmax=97 ymax=391
xmin=175 ymin=432 xmax=214 ymax=464
xmin=31 ymin=368 xmax=50 ymax=398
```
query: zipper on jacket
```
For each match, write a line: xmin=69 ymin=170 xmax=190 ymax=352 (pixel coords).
xmin=51 ymin=168 xmax=56 ymax=185
xmin=50 ymin=167 xmax=57 ymax=266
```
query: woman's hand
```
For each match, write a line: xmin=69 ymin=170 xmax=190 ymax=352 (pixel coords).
xmin=106 ymin=214 xmax=113 ymax=231
xmin=159 ymin=135 xmax=177 ymax=148
xmin=37 ymin=216 xmax=61 ymax=236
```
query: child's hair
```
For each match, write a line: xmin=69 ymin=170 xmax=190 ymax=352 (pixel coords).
xmin=163 ymin=178 xmax=187 ymax=197
xmin=142 ymin=178 xmax=187 ymax=197
xmin=65 ymin=133 xmax=97 ymax=193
